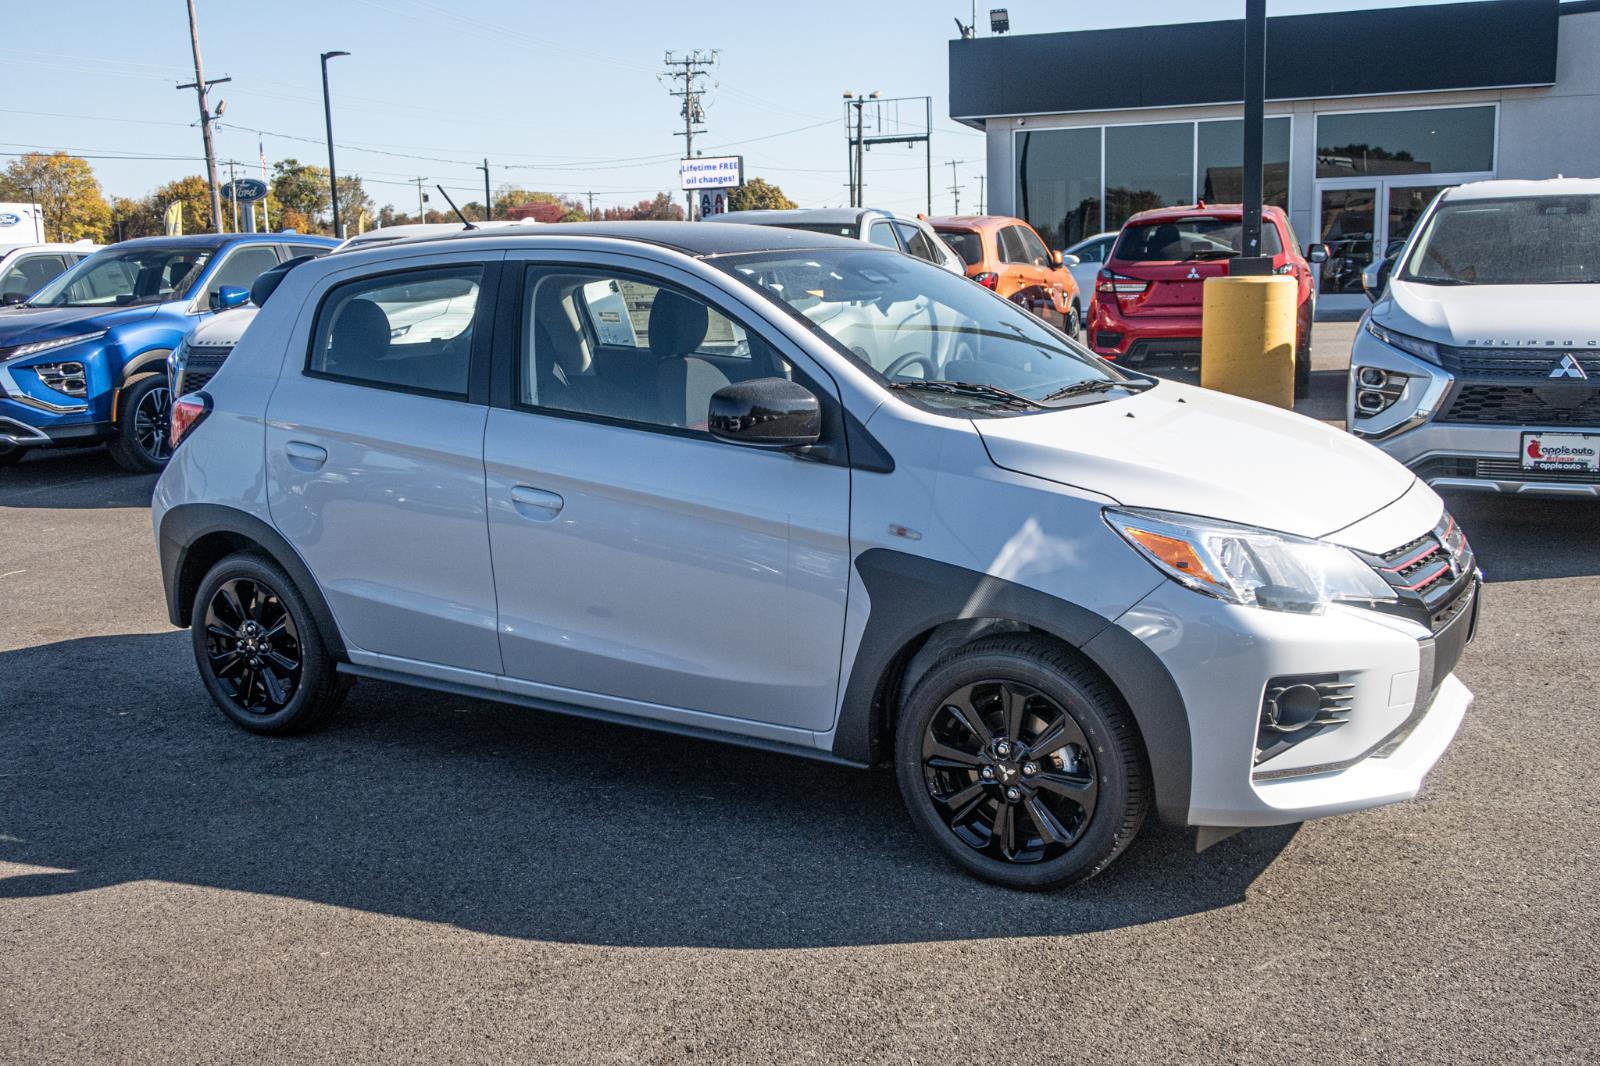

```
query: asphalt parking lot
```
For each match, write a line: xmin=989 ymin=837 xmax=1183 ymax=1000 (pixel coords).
xmin=2 ymin=323 xmax=1597 ymax=1064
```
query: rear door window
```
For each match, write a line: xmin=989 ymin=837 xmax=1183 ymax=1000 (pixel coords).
xmin=867 ymin=221 xmax=902 ymax=249
xmin=998 ymin=226 xmax=1030 ymax=264
xmin=892 ymin=221 xmax=943 ymax=265
xmin=308 ymin=265 xmax=483 ymax=398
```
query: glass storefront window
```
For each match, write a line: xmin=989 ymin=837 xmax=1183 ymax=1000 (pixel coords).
xmin=1197 ymin=117 xmax=1291 ymax=208
xmin=1015 ymin=126 xmax=1101 ymax=250
xmin=1316 ymin=105 xmax=1495 ymax=178
xmin=1104 ymin=122 xmax=1194 ymax=231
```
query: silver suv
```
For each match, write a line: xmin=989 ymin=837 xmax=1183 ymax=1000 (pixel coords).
xmin=154 ymin=222 xmax=1477 ymax=889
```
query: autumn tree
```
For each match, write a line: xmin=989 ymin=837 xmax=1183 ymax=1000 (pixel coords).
xmin=148 ymin=175 xmax=216 ymax=234
xmin=0 ymin=152 xmax=111 ymax=242
xmin=271 ymin=158 xmax=329 ymax=227
xmin=598 ymin=192 xmax=685 ymax=222
xmin=729 ymin=177 xmax=796 ymax=212
xmin=495 ymin=185 xmax=587 ymax=222
xmin=109 ymin=195 xmax=163 ymax=241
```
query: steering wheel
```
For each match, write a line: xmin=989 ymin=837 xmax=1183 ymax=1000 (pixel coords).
xmin=884 ymin=352 xmax=936 ymax=380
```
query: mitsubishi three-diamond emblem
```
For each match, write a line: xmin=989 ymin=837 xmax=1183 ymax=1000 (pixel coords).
xmin=1549 ymin=354 xmax=1589 ymax=380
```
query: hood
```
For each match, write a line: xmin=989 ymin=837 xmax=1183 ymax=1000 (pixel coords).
xmin=186 ymin=306 xmax=257 ymax=348
xmin=975 ymin=381 xmax=1415 ymax=539
xmin=0 ymin=303 xmax=160 ymax=344
xmin=1378 ymin=278 xmax=1600 ymax=347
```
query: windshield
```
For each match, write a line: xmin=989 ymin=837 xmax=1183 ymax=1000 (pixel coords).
xmin=716 ymin=248 xmax=1146 ymax=415
xmin=936 ymin=230 xmax=984 ymax=267
xmin=28 ymin=246 xmax=212 ymax=308
xmin=1401 ymin=195 xmax=1599 ymax=285
xmin=1114 ymin=217 xmax=1282 ymax=262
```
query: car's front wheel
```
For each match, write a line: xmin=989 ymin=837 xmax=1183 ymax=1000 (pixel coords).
xmin=109 ymin=374 xmax=172 ymax=473
xmin=895 ymin=635 xmax=1149 ymax=890
xmin=191 ymin=552 xmax=348 ymax=735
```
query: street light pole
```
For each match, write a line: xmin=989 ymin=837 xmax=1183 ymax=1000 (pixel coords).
xmin=320 ymin=50 xmax=350 ymax=238
xmin=477 ymin=159 xmax=491 ymax=221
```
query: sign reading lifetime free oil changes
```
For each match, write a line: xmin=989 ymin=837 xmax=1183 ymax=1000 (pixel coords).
xmin=679 ymin=155 xmax=744 ymax=190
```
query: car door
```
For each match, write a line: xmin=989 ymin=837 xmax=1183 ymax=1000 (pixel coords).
xmin=264 ymin=251 xmax=504 ymax=675
xmin=482 ymin=253 xmax=851 ymax=734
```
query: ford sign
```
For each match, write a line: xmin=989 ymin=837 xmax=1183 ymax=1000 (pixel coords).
xmin=0 ymin=213 xmax=20 ymax=227
xmin=221 ymin=178 xmax=269 ymax=203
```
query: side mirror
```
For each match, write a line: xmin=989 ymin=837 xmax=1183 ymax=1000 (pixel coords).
xmin=1060 ymin=253 xmax=1080 ymax=267
xmin=1050 ymin=250 xmax=1064 ymax=268
xmin=212 ymin=285 xmax=250 ymax=311
xmin=1 ymin=291 xmax=26 ymax=306
xmin=708 ymin=377 xmax=821 ymax=449
xmin=1306 ymin=243 xmax=1329 ymax=264
xmin=1361 ymin=254 xmax=1397 ymax=303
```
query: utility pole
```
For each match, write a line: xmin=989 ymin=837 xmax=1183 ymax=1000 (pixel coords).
xmin=477 ymin=159 xmax=491 ymax=220
xmin=977 ymin=175 xmax=986 ymax=214
xmin=947 ymin=159 xmax=964 ymax=214
xmin=320 ymin=50 xmax=350 ymax=238
xmin=587 ymin=191 xmax=596 ymax=218
xmin=414 ymin=177 xmax=428 ymax=222
xmin=662 ymin=50 xmax=717 ymax=220
xmin=179 ymin=0 xmax=228 ymax=234
xmin=227 ymin=158 xmax=238 ymax=232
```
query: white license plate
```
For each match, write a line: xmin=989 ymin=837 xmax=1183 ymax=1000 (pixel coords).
xmin=1522 ymin=432 xmax=1600 ymax=472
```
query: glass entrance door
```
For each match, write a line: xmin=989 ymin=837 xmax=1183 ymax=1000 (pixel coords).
xmin=1384 ymin=184 xmax=1449 ymax=257
xmin=1318 ymin=185 xmax=1378 ymax=299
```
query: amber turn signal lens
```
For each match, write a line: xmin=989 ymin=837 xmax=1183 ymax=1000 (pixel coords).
xmin=1122 ymin=527 xmax=1220 ymax=586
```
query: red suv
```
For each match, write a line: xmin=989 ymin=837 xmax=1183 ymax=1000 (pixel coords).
xmin=1086 ymin=203 xmax=1327 ymax=396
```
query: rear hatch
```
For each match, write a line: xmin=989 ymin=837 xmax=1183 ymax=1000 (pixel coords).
xmin=1102 ymin=214 xmax=1245 ymax=318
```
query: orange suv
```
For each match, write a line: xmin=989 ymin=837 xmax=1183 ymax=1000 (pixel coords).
xmin=929 ymin=215 xmax=1083 ymax=337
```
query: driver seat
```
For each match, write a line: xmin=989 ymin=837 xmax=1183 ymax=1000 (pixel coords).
xmin=650 ymin=289 xmax=728 ymax=429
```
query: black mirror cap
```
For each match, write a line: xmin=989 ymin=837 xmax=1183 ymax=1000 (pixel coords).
xmin=0 ymin=291 xmax=25 ymax=305
xmin=709 ymin=377 xmax=822 ymax=449
xmin=1306 ymin=242 xmax=1330 ymax=264
xmin=249 ymin=254 xmax=320 ymax=307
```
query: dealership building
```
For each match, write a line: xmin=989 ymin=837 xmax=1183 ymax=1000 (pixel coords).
xmin=950 ymin=0 xmax=1600 ymax=313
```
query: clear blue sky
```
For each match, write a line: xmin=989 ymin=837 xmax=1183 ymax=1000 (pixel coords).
xmin=5 ymin=0 xmax=1473 ymax=216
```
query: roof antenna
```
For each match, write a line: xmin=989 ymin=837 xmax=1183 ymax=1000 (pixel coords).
xmin=435 ymin=184 xmax=477 ymax=229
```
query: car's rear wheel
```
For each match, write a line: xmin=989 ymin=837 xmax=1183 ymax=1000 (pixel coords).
xmin=191 ymin=552 xmax=348 ymax=735
xmin=109 ymin=374 xmax=172 ymax=473
xmin=1064 ymin=300 xmax=1083 ymax=340
xmin=895 ymin=635 xmax=1149 ymax=890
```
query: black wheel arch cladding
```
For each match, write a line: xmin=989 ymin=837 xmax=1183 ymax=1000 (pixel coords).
xmin=158 ymin=502 xmax=347 ymax=660
xmin=834 ymin=548 xmax=1192 ymax=824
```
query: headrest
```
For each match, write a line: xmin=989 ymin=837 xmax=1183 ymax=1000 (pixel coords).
xmin=329 ymin=299 xmax=391 ymax=362
xmin=647 ymin=289 xmax=709 ymax=360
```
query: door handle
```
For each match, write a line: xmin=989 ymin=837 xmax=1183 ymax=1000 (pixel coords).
xmin=284 ymin=440 xmax=328 ymax=469
xmin=510 ymin=485 xmax=564 ymax=521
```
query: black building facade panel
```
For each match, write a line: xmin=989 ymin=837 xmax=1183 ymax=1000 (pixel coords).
xmin=950 ymin=0 xmax=1560 ymax=120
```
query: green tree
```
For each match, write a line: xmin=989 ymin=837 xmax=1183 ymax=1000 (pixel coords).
xmin=150 ymin=176 xmax=216 ymax=234
xmin=337 ymin=175 xmax=374 ymax=234
xmin=729 ymin=177 xmax=796 ymax=212
xmin=271 ymin=158 xmax=329 ymax=227
xmin=0 ymin=152 xmax=112 ymax=242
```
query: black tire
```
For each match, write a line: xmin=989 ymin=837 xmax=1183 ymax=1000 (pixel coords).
xmin=1294 ymin=326 xmax=1312 ymax=400
xmin=1064 ymin=300 xmax=1083 ymax=340
xmin=191 ymin=552 xmax=348 ymax=735
xmin=0 ymin=444 xmax=24 ymax=467
xmin=895 ymin=635 xmax=1149 ymax=890
xmin=108 ymin=373 xmax=172 ymax=473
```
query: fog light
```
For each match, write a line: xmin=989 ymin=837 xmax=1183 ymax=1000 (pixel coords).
xmin=1358 ymin=366 xmax=1388 ymax=389
xmin=1351 ymin=366 xmax=1407 ymax=419
xmin=31 ymin=361 xmax=87 ymax=397
xmin=1264 ymin=684 xmax=1322 ymax=732
xmin=1357 ymin=389 xmax=1388 ymax=414
xmin=1256 ymin=674 xmax=1354 ymax=766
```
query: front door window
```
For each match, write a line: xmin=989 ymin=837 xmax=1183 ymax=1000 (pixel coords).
xmin=1318 ymin=186 xmax=1377 ymax=296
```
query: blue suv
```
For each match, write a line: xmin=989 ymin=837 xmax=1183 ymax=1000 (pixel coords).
xmin=0 ymin=232 xmax=336 ymax=471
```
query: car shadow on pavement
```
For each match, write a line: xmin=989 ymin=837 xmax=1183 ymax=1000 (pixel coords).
xmin=0 ymin=631 xmax=1295 ymax=949
xmin=1442 ymin=492 xmax=1600 ymax=583
xmin=0 ymin=448 xmax=157 ymax=510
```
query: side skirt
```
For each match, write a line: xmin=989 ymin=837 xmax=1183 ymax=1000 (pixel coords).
xmin=336 ymin=662 xmax=872 ymax=770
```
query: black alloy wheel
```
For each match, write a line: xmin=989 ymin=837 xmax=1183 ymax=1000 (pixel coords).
xmin=921 ymin=679 xmax=1098 ymax=864
xmin=895 ymin=635 xmax=1148 ymax=890
xmin=133 ymin=383 xmax=172 ymax=462
xmin=202 ymin=577 xmax=303 ymax=715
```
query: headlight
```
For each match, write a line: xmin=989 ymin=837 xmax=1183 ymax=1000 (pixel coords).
xmin=2 ymin=330 xmax=108 ymax=361
xmin=1105 ymin=508 xmax=1396 ymax=614
xmin=1364 ymin=320 xmax=1439 ymax=365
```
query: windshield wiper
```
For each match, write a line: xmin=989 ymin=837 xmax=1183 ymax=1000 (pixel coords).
xmin=888 ymin=379 xmax=1045 ymax=409
xmin=1040 ymin=379 xmax=1123 ymax=403
xmin=1184 ymin=249 xmax=1239 ymax=260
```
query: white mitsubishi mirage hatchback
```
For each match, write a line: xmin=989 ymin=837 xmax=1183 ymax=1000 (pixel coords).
xmin=153 ymin=221 xmax=1479 ymax=889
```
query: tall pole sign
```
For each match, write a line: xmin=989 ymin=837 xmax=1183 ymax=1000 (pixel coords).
xmin=1236 ymin=0 xmax=1271 ymax=275
xmin=680 ymin=156 xmax=744 ymax=217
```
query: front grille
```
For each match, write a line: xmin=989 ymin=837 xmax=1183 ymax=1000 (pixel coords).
xmin=1413 ymin=455 xmax=1600 ymax=486
xmin=1438 ymin=346 xmax=1600 ymax=379
xmin=175 ymin=348 xmax=230 ymax=396
xmin=1440 ymin=383 xmax=1600 ymax=426
xmin=1359 ymin=510 xmax=1476 ymax=629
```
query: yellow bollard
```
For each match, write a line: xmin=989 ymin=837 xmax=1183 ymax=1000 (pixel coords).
xmin=1199 ymin=274 xmax=1298 ymax=409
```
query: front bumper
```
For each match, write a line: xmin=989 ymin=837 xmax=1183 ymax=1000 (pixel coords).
xmin=1349 ymin=325 xmax=1600 ymax=498
xmin=1118 ymin=575 xmax=1474 ymax=829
